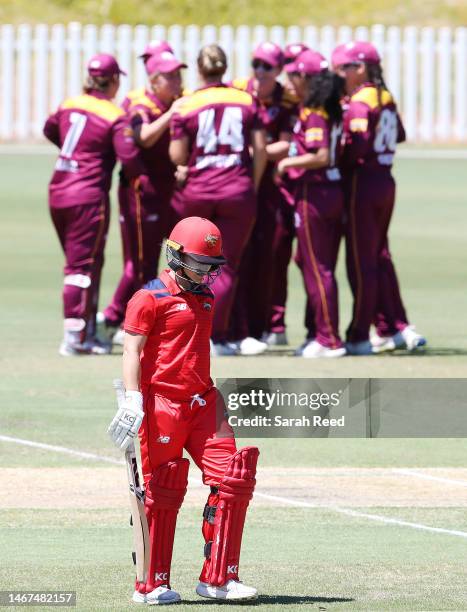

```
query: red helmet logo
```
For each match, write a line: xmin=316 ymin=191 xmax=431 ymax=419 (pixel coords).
xmin=205 ymin=234 xmax=219 ymax=249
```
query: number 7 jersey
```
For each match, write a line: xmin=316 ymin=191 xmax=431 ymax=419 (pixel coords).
xmin=43 ymin=91 xmax=141 ymax=208
xmin=340 ymin=83 xmax=406 ymax=173
xmin=170 ymin=83 xmax=262 ymax=201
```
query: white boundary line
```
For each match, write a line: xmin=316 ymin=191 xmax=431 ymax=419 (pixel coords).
xmin=1 ymin=434 xmax=466 ymax=539
xmin=392 ymin=468 xmax=467 ymax=488
xmin=2 ymin=145 xmax=467 ymax=159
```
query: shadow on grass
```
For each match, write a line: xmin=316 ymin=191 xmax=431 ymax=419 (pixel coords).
xmin=182 ymin=594 xmax=354 ymax=605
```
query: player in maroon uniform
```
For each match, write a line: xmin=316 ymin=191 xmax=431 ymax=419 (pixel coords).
xmin=276 ymin=49 xmax=346 ymax=357
xmin=230 ymin=42 xmax=297 ymax=350
xmin=108 ymin=217 xmax=259 ymax=604
xmin=332 ymin=41 xmax=426 ymax=354
xmin=169 ymin=44 xmax=267 ymax=356
xmin=99 ymin=49 xmax=187 ymax=342
xmin=43 ymin=54 xmax=141 ymax=356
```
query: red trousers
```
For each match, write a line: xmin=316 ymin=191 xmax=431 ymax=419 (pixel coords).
xmin=139 ymin=386 xmax=237 ymax=487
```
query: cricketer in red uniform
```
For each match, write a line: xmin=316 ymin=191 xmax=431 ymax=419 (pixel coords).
xmin=102 ymin=50 xmax=187 ymax=329
xmin=333 ymin=42 xmax=415 ymax=352
xmin=169 ymin=47 xmax=267 ymax=351
xmin=43 ymin=53 xmax=141 ymax=355
xmin=278 ymin=49 xmax=346 ymax=357
xmin=119 ymin=217 xmax=259 ymax=604
xmin=230 ymin=42 xmax=298 ymax=344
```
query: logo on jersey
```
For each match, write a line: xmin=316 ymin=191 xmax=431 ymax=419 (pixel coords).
xmin=227 ymin=565 xmax=238 ymax=574
xmin=205 ymin=234 xmax=219 ymax=248
xmin=157 ymin=435 xmax=171 ymax=444
xmin=155 ymin=572 xmax=168 ymax=581
xmin=176 ymin=303 xmax=188 ymax=311
xmin=203 ymin=302 xmax=211 ymax=311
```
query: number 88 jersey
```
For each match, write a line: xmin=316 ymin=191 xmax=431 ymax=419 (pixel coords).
xmin=170 ymin=83 xmax=263 ymax=201
xmin=341 ymin=83 xmax=406 ymax=172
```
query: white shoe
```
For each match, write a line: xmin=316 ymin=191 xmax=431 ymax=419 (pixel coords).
xmin=210 ymin=340 xmax=238 ymax=356
xmin=294 ymin=338 xmax=315 ymax=356
xmin=196 ymin=579 xmax=257 ymax=601
xmin=112 ymin=327 xmax=125 ymax=346
xmin=59 ymin=338 xmax=111 ymax=356
xmin=345 ymin=340 xmax=373 ymax=356
xmin=132 ymin=590 xmax=147 ymax=604
xmin=96 ymin=311 xmax=122 ymax=345
xmin=400 ymin=325 xmax=427 ymax=351
xmin=231 ymin=337 xmax=268 ymax=356
xmin=302 ymin=340 xmax=346 ymax=358
xmin=370 ymin=332 xmax=397 ymax=353
xmin=261 ymin=331 xmax=288 ymax=346
xmin=146 ymin=585 xmax=181 ymax=605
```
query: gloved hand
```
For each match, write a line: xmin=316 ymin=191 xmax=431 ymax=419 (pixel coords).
xmin=108 ymin=381 xmax=144 ymax=451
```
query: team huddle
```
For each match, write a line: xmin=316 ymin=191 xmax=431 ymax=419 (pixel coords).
xmin=44 ymin=38 xmax=427 ymax=360
xmin=44 ymin=38 xmax=426 ymax=359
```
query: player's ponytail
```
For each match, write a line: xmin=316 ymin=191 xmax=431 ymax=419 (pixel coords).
xmin=197 ymin=44 xmax=227 ymax=81
xmin=305 ymin=70 xmax=344 ymax=125
xmin=366 ymin=63 xmax=389 ymax=108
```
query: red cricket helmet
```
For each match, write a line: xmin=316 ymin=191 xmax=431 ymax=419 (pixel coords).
xmin=167 ymin=217 xmax=227 ymax=266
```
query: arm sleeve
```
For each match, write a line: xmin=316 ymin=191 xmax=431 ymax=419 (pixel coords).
xmin=170 ymin=111 xmax=187 ymax=141
xmin=341 ymin=101 xmax=372 ymax=168
xmin=112 ymin=115 xmax=142 ymax=179
xmin=124 ymin=290 xmax=158 ymax=335
xmin=43 ymin=111 xmax=61 ymax=147
xmin=303 ymin=112 xmax=329 ymax=151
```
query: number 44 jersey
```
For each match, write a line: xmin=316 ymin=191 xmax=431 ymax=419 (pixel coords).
xmin=43 ymin=91 xmax=141 ymax=208
xmin=340 ymin=83 xmax=406 ymax=174
xmin=170 ymin=83 xmax=263 ymax=201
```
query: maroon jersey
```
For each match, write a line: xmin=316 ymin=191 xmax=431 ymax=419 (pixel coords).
xmin=170 ymin=83 xmax=261 ymax=201
xmin=44 ymin=91 xmax=140 ymax=208
xmin=126 ymin=88 xmax=175 ymax=195
xmin=288 ymin=106 xmax=342 ymax=184
xmin=340 ymin=83 xmax=406 ymax=173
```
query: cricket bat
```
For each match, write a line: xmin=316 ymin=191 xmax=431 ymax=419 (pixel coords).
xmin=113 ymin=379 xmax=150 ymax=584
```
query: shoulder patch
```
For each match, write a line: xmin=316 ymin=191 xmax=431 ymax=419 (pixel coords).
xmin=126 ymin=87 xmax=146 ymax=101
xmin=130 ymin=93 xmax=162 ymax=116
xmin=62 ymin=95 xmax=124 ymax=122
xmin=300 ymin=106 xmax=329 ymax=121
xmin=143 ymin=278 xmax=169 ymax=297
xmin=351 ymin=86 xmax=394 ymax=109
xmin=178 ymin=86 xmax=254 ymax=116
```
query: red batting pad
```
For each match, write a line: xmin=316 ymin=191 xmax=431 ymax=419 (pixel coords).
xmin=144 ymin=458 xmax=189 ymax=591
xmin=200 ymin=446 xmax=259 ymax=586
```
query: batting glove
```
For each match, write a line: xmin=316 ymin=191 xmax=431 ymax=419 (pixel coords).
xmin=108 ymin=390 xmax=144 ymax=451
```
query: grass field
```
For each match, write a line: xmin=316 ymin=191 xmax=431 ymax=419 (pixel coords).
xmin=1 ymin=150 xmax=467 ymax=611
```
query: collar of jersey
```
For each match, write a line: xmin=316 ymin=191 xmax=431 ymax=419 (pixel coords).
xmin=159 ymin=269 xmax=184 ymax=295
xmin=196 ymin=81 xmax=227 ymax=92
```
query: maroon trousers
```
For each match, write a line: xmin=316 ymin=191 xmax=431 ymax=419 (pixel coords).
xmin=50 ymin=198 xmax=109 ymax=338
xmin=295 ymin=182 xmax=344 ymax=349
xmin=171 ymin=191 xmax=256 ymax=343
xmin=344 ymin=169 xmax=408 ymax=343
xmin=104 ymin=177 xmax=172 ymax=326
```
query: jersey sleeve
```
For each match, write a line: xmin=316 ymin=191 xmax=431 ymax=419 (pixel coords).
xmin=124 ymin=290 xmax=158 ymax=335
xmin=170 ymin=111 xmax=187 ymax=141
xmin=43 ymin=110 xmax=61 ymax=147
xmin=341 ymin=100 xmax=372 ymax=167
xmin=303 ymin=112 xmax=329 ymax=151
xmin=112 ymin=115 xmax=142 ymax=178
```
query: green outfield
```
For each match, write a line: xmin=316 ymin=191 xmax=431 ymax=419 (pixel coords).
xmin=1 ymin=150 xmax=467 ymax=611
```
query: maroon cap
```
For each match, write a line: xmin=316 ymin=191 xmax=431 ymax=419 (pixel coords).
xmin=252 ymin=42 xmax=284 ymax=68
xmin=145 ymin=50 xmax=187 ymax=76
xmin=87 ymin=53 xmax=126 ymax=78
xmin=284 ymin=43 xmax=309 ymax=62
xmin=138 ymin=40 xmax=174 ymax=61
xmin=285 ymin=49 xmax=328 ymax=75
xmin=331 ymin=41 xmax=381 ymax=67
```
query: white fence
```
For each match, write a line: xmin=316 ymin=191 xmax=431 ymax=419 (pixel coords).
xmin=1 ymin=23 xmax=467 ymax=142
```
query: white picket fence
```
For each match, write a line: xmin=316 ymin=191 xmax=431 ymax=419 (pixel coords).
xmin=1 ymin=23 xmax=467 ymax=142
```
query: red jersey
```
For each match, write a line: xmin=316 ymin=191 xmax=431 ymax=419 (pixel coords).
xmin=288 ymin=106 xmax=342 ymax=184
xmin=124 ymin=269 xmax=214 ymax=400
xmin=43 ymin=91 xmax=141 ymax=208
xmin=340 ymin=83 xmax=406 ymax=173
xmin=170 ymin=83 xmax=262 ymax=201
